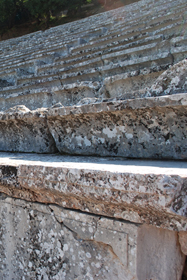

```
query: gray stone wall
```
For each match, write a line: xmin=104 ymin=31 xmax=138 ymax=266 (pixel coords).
xmin=0 ymin=195 xmax=185 ymax=280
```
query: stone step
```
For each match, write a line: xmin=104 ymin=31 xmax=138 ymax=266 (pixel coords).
xmin=0 ymin=60 xmax=172 ymax=111
xmin=0 ymin=52 xmax=175 ymax=111
xmin=88 ymin=6 xmax=186 ymax=47
xmin=0 ymin=16 xmax=185 ymax=89
xmin=0 ymin=151 xmax=186 ymax=279
xmin=19 ymin=40 xmax=167 ymax=79
xmin=0 ymin=66 xmax=162 ymax=111
xmin=0 ymin=92 xmax=186 ymax=160
xmin=0 ymin=78 xmax=103 ymax=111
xmin=0 ymin=33 xmax=164 ymax=79
xmin=0 ymin=41 xmax=186 ymax=111
xmin=0 ymin=151 xmax=186 ymax=232
xmin=0 ymin=6 xmax=184 ymax=71
xmin=17 ymin=51 xmax=173 ymax=88
xmin=37 ymin=35 xmax=164 ymax=75
xmin=47 ymin=93 xmax=187 ymax=160
xmin=2 ymin=10 xmax=186 ymax=92
xmin=0 ymin=0 xmax=184 ymax=54
xmin=0 ymin=0 xmax=186 ymax=279
xmin=0 ymin=51 xmax=172 ymax=111
xmin=0 ymin=26 xmax=183 ymax=90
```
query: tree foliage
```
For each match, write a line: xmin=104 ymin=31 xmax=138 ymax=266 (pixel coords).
xmin=0 ymin=0 xmax=94 ymax=30
xmin=25 ymin=0 xmax=68 ymax=26
xmin=0 ymin=0 xmax=21 ymax=28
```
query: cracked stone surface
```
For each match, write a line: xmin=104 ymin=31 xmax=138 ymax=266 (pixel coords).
xmin=0 ymin=152 xmax=186 ymax=232
xmin=0 ymin=195 xmax=185 ymax=280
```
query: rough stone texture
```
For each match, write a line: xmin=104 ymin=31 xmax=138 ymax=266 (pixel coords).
xmin=0 ymin=195 xmax=185 ymax=280
xmin=47 ymin=94 xmax=187 ymax=159
xmin=0 ymin=152 xmax=186 ymax=232
xmin=0 ymin=0 xmax=186 ymax=278
xmin=0 ymin=106 xmax=57 ymax=153
xmin=0 ymin=196 xmax=130 ymax=280
xmin=145 ymin=59 xmax=187 ymax=97
xmin=0 ymin=93 xmax=186 ymax=159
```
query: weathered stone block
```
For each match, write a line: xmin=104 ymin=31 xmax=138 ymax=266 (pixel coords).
xmin=1 ymin=93 xmax=186 ymax=158
xmin=47 ymin=93 xmax=187 ymax=159
xmin=0 ymin=0 xmax=186 ymax=278
xmin=0 ymin=152 xmax=186 ymax=232
xmin=0 ymin=106 xmax=57 ymax=153
xmin=0 ymin=196 xmax=185 ymax=280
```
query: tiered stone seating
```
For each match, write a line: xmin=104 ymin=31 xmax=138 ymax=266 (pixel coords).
xmin=0 ymin=0 xmax=187 ymax=279
xmin=0 ymin=0 xmax=186 ymax=111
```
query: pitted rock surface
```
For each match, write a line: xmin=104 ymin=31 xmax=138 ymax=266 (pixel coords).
xmin=0 ymin=196 xmax=132 ymax=280
xmin=0 ymin=195 xmax=185 ymax=280
xmin=146 ymin=59 xmax=187 ymax=97
xmin=47 ymin=101 xmax=187 ymax=159
xmin=0 ymin=117 xmax=57 ymax=153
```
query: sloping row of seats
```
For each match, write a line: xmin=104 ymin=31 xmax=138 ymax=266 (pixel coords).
xmin=0 ymin=0 xmax=186 ymax=111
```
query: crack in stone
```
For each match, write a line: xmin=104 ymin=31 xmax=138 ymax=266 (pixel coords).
xmin=50 ymin=204 xmax=123 ymax=264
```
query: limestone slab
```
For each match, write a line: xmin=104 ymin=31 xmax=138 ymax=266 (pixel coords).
xmin=136 ymin=224 xmax=185 ymax=280
xmin=0 ymin=152 xmax=186 ymax=232
xmin=0 ymin=195 xmax=185 ymax=280
xmin=0 ymin=196 xmax=131 ymax=280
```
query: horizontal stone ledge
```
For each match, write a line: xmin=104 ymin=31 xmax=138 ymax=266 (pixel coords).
xmin=0 ymin=93 xmax=186 ymax=159
xmin=47 ymin=92 xmax=187 ymax=117
xmin=0 ymin=152 xmax=186 ymax=232
xmin=0 ymin=92 xmax=186 ymax=120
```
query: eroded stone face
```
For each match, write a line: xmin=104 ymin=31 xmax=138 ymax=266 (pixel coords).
xmin=0 ymin=108 xmax=57 ymax=153
xmin=0 ymin=196 xmax=185 ymax=280
xmin=148 ymin=59 xmax=187 ymax=97
xmin=137 ymin=224 xmax=185 ymax=280
xmin=48 ymin=104 xmax=187 ymax=159
xmin=0 ymin=196 xmax=136 ymax=280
